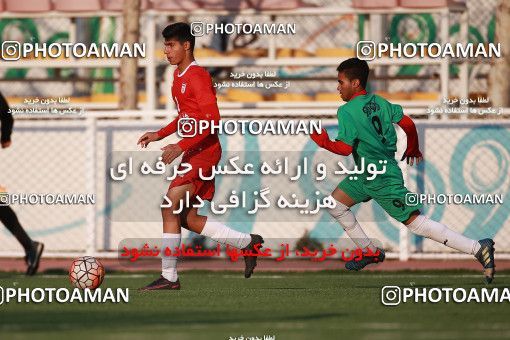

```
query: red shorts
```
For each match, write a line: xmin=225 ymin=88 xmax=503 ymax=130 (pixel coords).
xmin=168 ymin=142 xmax=221 ymax=201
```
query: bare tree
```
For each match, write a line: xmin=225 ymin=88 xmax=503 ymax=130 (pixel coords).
xmin=489 ymin=0 xmax=510 ymax=107
xmin=119 ymin=0 xmax=141 ymax=109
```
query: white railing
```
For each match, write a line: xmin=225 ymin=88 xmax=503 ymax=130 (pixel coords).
xmin=0 ymin=4 xmax=473 ymax=110
xmin=0 ymin=111 xmax=508 ymax=260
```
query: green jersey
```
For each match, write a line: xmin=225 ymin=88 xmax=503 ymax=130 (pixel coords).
xmin=336 ymin=93 xmax=403 ymax=166
xmin=334 ymin=93 xmax=422 ymax=222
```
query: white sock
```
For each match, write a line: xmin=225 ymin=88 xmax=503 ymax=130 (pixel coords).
xmin=200 ymin=220 xmax=251 ymax=249
xmin=407 ymin=215 xmax=480 ymax=255
xmin=161 ymin=233 xmax=180 ymax=282
xmin=327 ymin=198 xmax=377 ymax=252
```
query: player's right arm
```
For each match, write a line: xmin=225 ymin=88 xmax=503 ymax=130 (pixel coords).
xmin=137 ymin=117 xmax=179 ymax=148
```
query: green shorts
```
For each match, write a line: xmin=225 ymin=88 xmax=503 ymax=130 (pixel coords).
xmin=337 ymin=164 xmax=422 ymax=223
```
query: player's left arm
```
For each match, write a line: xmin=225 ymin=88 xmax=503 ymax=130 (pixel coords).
xmin=397 ymin=114 xmax=423 ymax=166
xmin=310 ymin=129 xmax=352 ymax=156
xmin=310 ymin=107 xmax=357 ymax=156
xmin=0 ymin=92 xmax=13 ymax=148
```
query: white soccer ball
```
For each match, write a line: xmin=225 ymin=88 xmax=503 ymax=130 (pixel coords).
xmin=69 ymin=256 xmax=105 ymax=290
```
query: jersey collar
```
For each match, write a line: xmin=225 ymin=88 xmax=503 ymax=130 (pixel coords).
xmin=350 ymin=89 xmax=367 ymax=100
xmin=177 ymin=61 xmax=198 ymax=77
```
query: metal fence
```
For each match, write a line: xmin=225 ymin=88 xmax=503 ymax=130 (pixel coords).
xmin=1 ymin=113 xmax=509 ymax=260
xmin=0 ymin=0 xmax=502 ymax=107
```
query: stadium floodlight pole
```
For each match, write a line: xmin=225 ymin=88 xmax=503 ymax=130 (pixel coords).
xmin=459 ymin=9 xmax=469 ymax=115
xmin=399 ymin=127 xmax=411 ymax=262
xmin=145 ymin=11 xmax=157 ymax=113
xmin=268 ymin=15 xmax=276 ymax=60
xmin=85 ymin=116 xmax=97 ymax=256
xmin=119 ymin=0 xmax=141 ymax=110
xmin=489 ymin=0 xmax=510 ymax=107
xmin=439 ymin=10 xmax=449 ymax=115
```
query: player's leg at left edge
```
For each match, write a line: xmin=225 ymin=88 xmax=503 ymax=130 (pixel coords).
xmin=0 ymin=206 xmax=44 ymax=276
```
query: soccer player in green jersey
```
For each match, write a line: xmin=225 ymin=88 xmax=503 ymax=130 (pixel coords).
xmin=311 ymin=58 xmax=495 ymax=283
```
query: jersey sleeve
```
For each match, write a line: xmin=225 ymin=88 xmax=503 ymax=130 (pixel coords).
xmin=177 ymin=69 xmax=220 ymax=151
xmin=157 ymin=116 xmax=178 ymax=138
xmin=335 ymin=107 xmax=358 ymax=146
xmin=397 ymin=115 xmax=422 ymax=159
xmin=390 ymin=102 xmax=404 ymax=123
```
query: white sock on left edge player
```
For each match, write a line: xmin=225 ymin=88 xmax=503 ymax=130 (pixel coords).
xmin=200 ymin=220 xmax=251 ymax=249
xmin=406 ymin=214 xmax=481 ymax=254
xmin=161 ymin=233 xmax=181 ymax=282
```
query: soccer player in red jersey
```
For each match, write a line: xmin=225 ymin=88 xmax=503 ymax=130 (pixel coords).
xmin=137 ymin=23 xmax=263 ymax=290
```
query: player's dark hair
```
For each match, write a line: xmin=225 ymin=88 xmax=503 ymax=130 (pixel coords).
xmin=336 ymin=58 xmax=369 ymax=89
xmin=162 ymin=22 xmax=195 ymax=51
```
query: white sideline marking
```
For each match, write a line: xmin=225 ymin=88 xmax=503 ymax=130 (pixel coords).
xmin=10 ymin=273 xmax=509 ymax=279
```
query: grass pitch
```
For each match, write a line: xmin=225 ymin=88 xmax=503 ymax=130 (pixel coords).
xmin=0 ymin=270 xmax=509 ymax=339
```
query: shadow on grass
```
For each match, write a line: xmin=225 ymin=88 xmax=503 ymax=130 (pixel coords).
xmin=0 ymin=310 xmax=343 ymax=332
